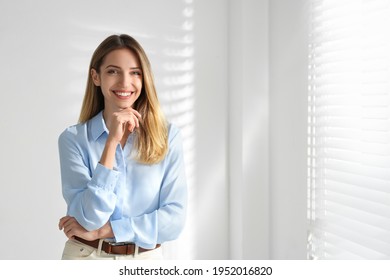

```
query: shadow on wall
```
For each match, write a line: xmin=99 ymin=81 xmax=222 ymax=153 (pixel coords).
xmin=63 ymin=0 xmax=196 ymax=259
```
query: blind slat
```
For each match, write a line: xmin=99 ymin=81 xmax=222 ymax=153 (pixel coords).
xmin=307 ymin=0 xmax=390 ymax=259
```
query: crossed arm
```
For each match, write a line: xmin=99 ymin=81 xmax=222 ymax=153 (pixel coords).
xmin=58 ymin=216 xmax=114 ymax=241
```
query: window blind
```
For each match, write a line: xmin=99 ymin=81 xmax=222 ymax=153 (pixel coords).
xmin=307 ymin=0 xmax=390 ymax=259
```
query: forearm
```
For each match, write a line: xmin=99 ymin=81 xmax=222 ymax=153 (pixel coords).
xmin=99 ymin=138 xmax=118 ymax=170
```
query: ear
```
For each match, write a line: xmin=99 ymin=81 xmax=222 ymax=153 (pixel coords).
xmin=91 ymin=68 xmax=101 ymax=86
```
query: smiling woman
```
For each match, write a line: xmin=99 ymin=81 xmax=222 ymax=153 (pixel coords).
xmin=57 ymin=34 xmax=188 ymax=260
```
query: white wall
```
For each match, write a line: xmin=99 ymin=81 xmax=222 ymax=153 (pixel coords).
xmin=228 ymin=0 xmax=308 ymax=260
xmin=228 ymin=0 xmax=270 ymax=259
xmin=190 ymin=0 xmax=230 ymax=259
xmin=269 ymin=0 xmax=309 ymax=259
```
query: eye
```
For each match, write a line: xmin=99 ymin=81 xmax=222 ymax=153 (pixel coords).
xmin=131 ymin=71 xmax=142 ymax=76
xmin=107 ymin=69 xmax=119 ymax=75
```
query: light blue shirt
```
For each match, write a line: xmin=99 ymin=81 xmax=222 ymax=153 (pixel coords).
xmin=58 ymin=111 xmax=187 ymax=249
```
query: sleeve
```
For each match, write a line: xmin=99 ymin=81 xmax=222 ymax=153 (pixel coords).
xmin=58 ymin=129 xmax=119 ymax=231
xmin=110 ymin=126 xmax=188 ymax=249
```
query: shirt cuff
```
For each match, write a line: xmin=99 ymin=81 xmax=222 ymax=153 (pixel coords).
xmin=111 ymin=218 xmax=135 ymax=243
xmin=90 ymin=163 xmax=120 ymax=192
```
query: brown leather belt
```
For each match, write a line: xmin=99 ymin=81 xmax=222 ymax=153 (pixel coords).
xmin=74 ymin=236 xmax=161 ymax=255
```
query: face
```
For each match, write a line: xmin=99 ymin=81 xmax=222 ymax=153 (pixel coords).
xmin=91 ymin=48 xmax=143 ymax=113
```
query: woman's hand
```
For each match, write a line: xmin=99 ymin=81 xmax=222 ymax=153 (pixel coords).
xmin=58 ymin=216 xmax=98 ymax=241
xmin=58 ymin=216 xmax=114 ymax=241
xmin=106 ymin=108 xmax=142 ymax=144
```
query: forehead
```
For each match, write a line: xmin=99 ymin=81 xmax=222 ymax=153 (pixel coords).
xmin=101 ymin=48 xmax=140 ymax=68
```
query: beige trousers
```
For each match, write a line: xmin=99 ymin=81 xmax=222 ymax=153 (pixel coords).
xmin=61 ymin=239 xmax=163 ymax=260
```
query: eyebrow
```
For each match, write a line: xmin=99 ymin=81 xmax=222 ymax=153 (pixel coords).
xmin=105 ymin=65 xmax=141 ymax=70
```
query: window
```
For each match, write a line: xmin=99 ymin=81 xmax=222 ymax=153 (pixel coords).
xmin=307 ymin=0 xmax=390 ymax=259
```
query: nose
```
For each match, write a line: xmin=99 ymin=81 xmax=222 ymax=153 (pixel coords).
xmin=118 ymin=73 xmax=134 ymax=88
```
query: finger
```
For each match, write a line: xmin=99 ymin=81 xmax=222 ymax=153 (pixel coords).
xmin=120 ymin=108 xmax=142 ymax=124
xmin=62 ymin=218 xmax=77 ymax=232
xmin=64 ymin=226 xmax=72 ymax=235
xmin=64 ymin=223 xmax=78 ymax=239
xmin=63 ymin=217 xmax=77 ymax=227
xmin=132 ymin=114 xmax=139 ymax=128
xmin=65 ymin=229 xmax=74 ymax=239
xmin=123 ymin=107 xmax=142 ymax=121
xmin=121 ymin=115 xmax=137 ymax=130
xmin=131 ymin=109 xmax=142 ymax=120
xmin=129 ymin=122 xmax=136 ymax=132
xmin=59 ymin=216 xmax=71 ymax=230
xmin=128 ymin=118 xmax=137 ymax=131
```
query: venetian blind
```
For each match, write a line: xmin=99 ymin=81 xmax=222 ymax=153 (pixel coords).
xmin=307 ymin=0 xmax=390 ymax=259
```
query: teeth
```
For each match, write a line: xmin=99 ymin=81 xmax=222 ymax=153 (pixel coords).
xmin=115 ymin=91 xmax=131 ymax=96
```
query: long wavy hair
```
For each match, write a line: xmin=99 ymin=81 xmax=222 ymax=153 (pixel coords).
xmin=79 ymin=34 xmax=168 ymax=164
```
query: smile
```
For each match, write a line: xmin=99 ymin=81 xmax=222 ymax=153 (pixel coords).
xmin=113 ymin=91 xmax=134 ymax=97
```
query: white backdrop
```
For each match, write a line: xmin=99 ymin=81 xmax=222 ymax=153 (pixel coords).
xmin=0 ymin=0 xmax=309 ymax=260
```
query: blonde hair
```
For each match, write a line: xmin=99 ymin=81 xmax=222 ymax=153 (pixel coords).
xmin=79 ymin=34 xmax=168 ymax=164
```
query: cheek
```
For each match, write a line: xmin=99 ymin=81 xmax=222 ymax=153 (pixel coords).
xmin=136 ymin=80 xmax=143 ymax=92
xmin=101 ymin=77 xmax=116 ymax=89
xmin=137 ymin=78 xmax=143 ymax=87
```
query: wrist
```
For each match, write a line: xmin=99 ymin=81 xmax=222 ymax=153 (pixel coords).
xmin=98 ymin=222 xmax=114 ymax=239
xmin=106 ymin=136 xmax=120 ymax=147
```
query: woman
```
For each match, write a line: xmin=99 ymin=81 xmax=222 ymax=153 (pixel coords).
xmin=58 ymin=34 xmax=187 ymax=260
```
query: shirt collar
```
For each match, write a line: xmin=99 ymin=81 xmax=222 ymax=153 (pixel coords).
xmin=90 ymin=111 xmax=109 ymax=141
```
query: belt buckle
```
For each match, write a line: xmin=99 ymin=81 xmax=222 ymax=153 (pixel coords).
xmin=106 ymin=240 xmax=136 ymax=255
xmin=108 ymin=241 xmax=127 ymax=246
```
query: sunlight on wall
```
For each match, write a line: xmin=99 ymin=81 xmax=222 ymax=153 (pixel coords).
xmin=158 ymin=0 xmax=196 ymax=259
